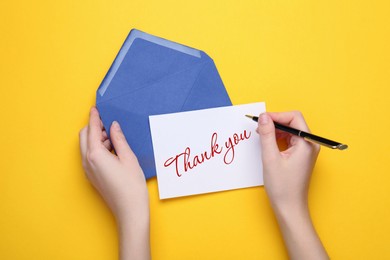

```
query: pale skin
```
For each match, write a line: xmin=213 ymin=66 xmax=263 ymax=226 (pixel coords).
xmin=257 ymin=111 xmax=329 ymax=260
xmin=79 ymin=107 xmax=328 ymax=260
xmin=79 ymin=107 xmax=150 ymax=260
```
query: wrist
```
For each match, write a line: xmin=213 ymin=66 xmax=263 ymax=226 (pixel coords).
xmin=271 ymin=197 xmax=311 ymax=228
xmin=116 ymin=206 xmax=150 ymax=230
xmin=276 ymin=204 xmax=310 ymax=226
xmin=270 ymin=199 xmax=329 ymax=260
xmin=117 ymin=211 xmax=151 ymax=260
xmin=114 ymin=192 xmax=150 ymax=227
xmin=118 ymin=217 xmax=149 ymax=238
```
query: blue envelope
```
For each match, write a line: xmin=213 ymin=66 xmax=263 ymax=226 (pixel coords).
xmin=96 ymin=29 xmax=232 ymax=179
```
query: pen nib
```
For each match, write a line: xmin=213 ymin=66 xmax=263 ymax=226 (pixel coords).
xmin=245 ymin=114 xmax=253 ymax=119
xmin=337 ymin=144 xmax=349 ymax=150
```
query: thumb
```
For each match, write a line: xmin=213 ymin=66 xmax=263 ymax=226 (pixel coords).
xmin=110 ymin=121 xmax=137 ymax=162
xmin=257 ymin=113 xmax=280 ymax=162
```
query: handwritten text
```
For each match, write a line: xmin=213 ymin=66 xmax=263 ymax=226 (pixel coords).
xmin=164 ymin=130 xmax=251 ymax=177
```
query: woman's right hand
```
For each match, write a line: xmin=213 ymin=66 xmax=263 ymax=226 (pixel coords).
xmin=257 ymin=111 xmax=328 ymax=260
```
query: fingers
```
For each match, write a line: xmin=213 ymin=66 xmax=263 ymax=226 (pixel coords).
xmin=268 ymin=111 xmax=310 ymax=132
xmin=103 ymin=139 xmax=112 ymax=151
xmin=269 ymin=111 xmax=320 ymax=154
xmin=88 ymin=107 xmax=104 ymax=150
xmin=102 ymin=130 xmax=108 ymax=140
xmin=101 ymin=129 xmax=112 ymax=150
xmin=110 ymin=121 xmax=137 ymax=163
xmin=79 ymin=126 xmax=93 ymax=180
xmin=79 ymin=126 xmax=88 ymax=159
xmin=257 ymin=113 xmax=280 ymax=162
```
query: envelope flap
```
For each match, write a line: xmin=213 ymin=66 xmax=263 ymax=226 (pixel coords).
xmin=97 ymin=29 xmax=212 ymax=103
xmin=181 ymin=60 xmax=231 ymax=111
xmin=97 ymin=61 xmax=206 ymax=106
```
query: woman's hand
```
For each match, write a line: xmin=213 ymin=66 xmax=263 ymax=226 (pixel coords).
xmin=79 ymin=107 xmax=150 ymax=260
xmin=257 ymin=111 xmax=328 ymax=260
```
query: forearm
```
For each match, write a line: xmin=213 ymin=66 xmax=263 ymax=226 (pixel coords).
xmin=118 ymin=217 xmax=151 ymax=260
xmin=273 ymin=203 xmax=328 ymax=260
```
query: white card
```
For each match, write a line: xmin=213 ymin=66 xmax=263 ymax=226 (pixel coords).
xmin=149 ymin=102 xmax=265 ymax=199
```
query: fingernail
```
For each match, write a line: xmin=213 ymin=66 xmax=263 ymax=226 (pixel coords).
xmin=259 ymin=113 xmax=269 ymax=125
xmin=112 ymin=121 xmax=121 ymax=131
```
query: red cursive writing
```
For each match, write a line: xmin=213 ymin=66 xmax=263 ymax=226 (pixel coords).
xmin=164 ymin=130 xmax=252 ymax=177
xmin=164 ymin=132 xmax=222 ymax=177
xmin=223 ymin=130 xmax=252 ymax=164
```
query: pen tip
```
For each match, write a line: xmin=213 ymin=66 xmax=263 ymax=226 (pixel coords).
xmin=337 ymin=144 xmax=349 ymax=150
xmin=245 ymin=114 xmax=253 ymax=119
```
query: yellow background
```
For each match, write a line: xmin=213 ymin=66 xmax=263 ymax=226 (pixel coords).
xmin=1 ymin=0 xmax=389 ymax=259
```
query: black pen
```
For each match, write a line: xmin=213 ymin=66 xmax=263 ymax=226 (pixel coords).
xmin=245 ymin=115 xmax=348 ymax=150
